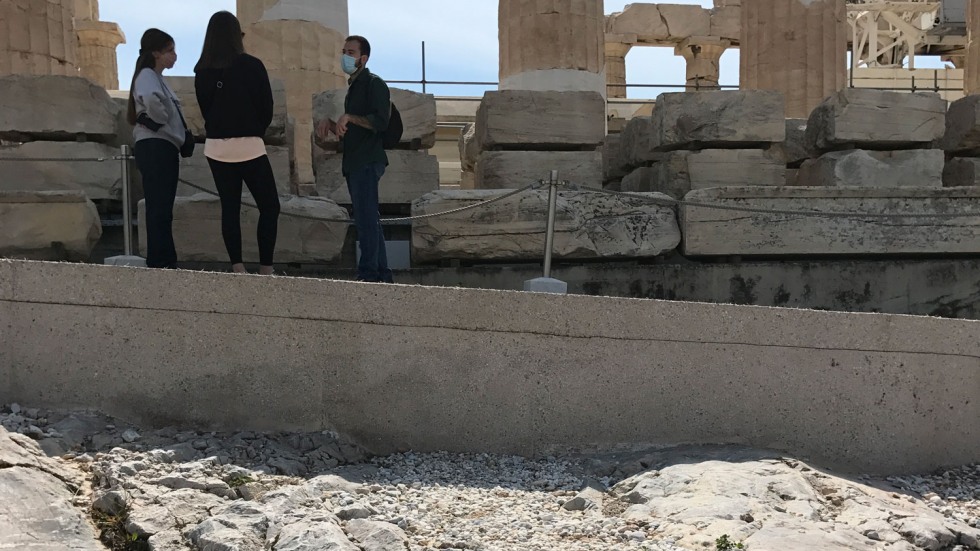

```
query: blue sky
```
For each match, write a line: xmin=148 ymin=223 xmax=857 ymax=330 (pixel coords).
xmin=101 ymin=0 xmax=946 ymax=98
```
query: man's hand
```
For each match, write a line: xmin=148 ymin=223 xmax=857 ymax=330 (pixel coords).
xmin=315 ymin=118 xmax=337 ymax=140
xmin=335 ymin=114 xmax=352 ymax=138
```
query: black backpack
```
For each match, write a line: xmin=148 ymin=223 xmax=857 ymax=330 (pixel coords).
xmin=382 ymin=102 xmax=403 ymax=149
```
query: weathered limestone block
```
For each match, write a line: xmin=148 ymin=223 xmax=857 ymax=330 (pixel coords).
xmin=680 ymin=187 xmax=980 ymax=256
xmin=710 ymin=5 xmax=741 ymax=42
xmin=476 ymin=151 xmax=603 ymax=190
xmin=940 ymin=95 xmax=980 ymax=155
xmin=602 ymin=134 xmax=628 ymax=182
xmin=314 ymin=150 xmax=439 ymax=205
xmin=412 ymin=189 xmax=680 ymax=263
xmin=312 ymin=88 xmax=437 ymax=151
xmin=0 ymin=75 xmax=119 ymax=141
xmin=0 ymin=191 xmax=101 ymax=260
xmin=621 ymin=166 xmax=656 ymax=193
xmin=459 ymin=123 xmax=479 ymax=172
xmin=943 ymin=158 xmax=980 ymax=187
xmin=651 ymin=91 xmax=785 ymax=151
xmin=606 ymin=4 xmax=710 ymax=42
xmin=0 ymin=0 xmax=77 ymax=76
xmin=476 ymin=90 xmax=605 ymax=150
xmin=621 ymin=116 xmax=661 ymax=169
xmin=139 ymin=194 xmax=347 ymax=264
xmin=177 ymin=146 xmax=291 ymax=197
xmin=797 ymin=150 xmax=944 ymax=188
xmin=164 ymin=76 xmax=287 ymax=145
xmin=806 ymin=90 xmax=947 ymax=153
xmin=783 ymin=119 xmax=809 ymax=167
xmin=653 ymin=149 xmax=786 ymax=199
xmin=0 ymin=142 xmax=121 ymax=200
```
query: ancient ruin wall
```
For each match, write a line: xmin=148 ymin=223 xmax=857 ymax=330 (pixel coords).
xmin=0 ymin=0 xmax=78 ymax=77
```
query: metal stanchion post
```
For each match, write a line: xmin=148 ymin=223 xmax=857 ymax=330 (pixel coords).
xmin=523 ymin=170 xmax=568 ymax=295
xmin=104 ymin=144 xmax=147 ymax=267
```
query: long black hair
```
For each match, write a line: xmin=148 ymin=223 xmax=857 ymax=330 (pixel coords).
xmin=126 ymin=28 xmax=174 ymax=126
xmin=194 ymin=11 xmax=245 ymax=73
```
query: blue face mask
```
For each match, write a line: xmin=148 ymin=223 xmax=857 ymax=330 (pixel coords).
xmin=341 ymin=54 xmax=358 ymax=75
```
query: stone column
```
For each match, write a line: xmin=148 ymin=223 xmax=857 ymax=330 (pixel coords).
xmin=674 ymin=37 xmax=730 ymax=90
xmin=498 ymin=0 xmax=605 ymax=95
xmin=740 ymin=0 xmax=846 ymax=118
xmin=967 ymin=0 xmax=980 ymax=94
xmin=74 ymin=0 xmax=125 ymax=90
xmin=237 ymin=0 xmax=348 ymax=192
xmin=605 ymin=35 xmax=633 ymax=99
xmin=0 ymin=0 xmax=78 ymax=77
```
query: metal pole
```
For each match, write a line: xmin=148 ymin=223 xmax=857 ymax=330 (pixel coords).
xmin=120 ymin=144 xmax=132 ymax=257
xmin=421 ymin=41 xmax=427 ymax=94
xmin=543 ymin=170 xmax=559 ymax=279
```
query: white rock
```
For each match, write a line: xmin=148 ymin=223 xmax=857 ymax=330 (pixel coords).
xmin=0 ymin=75 xmax=119 ymax=142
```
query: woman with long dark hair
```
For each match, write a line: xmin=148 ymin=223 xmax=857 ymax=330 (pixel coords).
xmin=194 ymin=11 xmax=280 ymax=275
xmin=128 ymin=28 xmax=184 ymax=269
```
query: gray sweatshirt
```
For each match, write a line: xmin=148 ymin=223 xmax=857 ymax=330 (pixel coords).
xmin=132 ymin=68 xmax=186 ymax=149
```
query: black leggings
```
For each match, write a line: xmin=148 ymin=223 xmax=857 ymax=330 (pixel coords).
xmin=206 ymin=155 xmax=280 ymax=266
xmin=134 ymin=139 xmax=179 ymax=269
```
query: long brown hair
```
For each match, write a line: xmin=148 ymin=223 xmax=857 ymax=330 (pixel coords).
xmin=194 ymin=11 xmax=245 ymax=73
xmin=126 ymin=28 xmax=175 ymax=125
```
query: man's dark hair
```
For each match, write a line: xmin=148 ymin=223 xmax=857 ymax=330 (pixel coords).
xmin=194 ymin=11 xmax=245 ymax=73
xmin=345 ymin=35 xmax=371 ymax=58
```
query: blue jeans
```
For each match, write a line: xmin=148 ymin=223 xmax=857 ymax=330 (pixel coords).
xmin=134 ymin=139 xmax=179 ymax=268
xmin=346 ymin=162 xmax=392 ymax=282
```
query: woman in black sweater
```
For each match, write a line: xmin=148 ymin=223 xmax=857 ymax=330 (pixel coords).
xmin=194 ymin=11 xmax=280 ymax=275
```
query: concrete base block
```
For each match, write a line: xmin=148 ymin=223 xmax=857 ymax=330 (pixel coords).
xmin=523 ymin=277 xmax=568 ymax=295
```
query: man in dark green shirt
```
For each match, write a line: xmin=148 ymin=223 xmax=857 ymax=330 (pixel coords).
xmin=315 ymin=35 xmax=393 ymax=283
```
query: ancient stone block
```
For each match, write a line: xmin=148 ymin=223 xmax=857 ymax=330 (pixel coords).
xmin=621 ymin=167 xmax=656 ymax=193
xmin=164 ymin=76 xmax=287 ymax=145
xmin=620 ymin=116 xmax=662 ymax=169
xmin=647 ymin=149 xmax=786 ymax=199
xmin=651 ymin=91 xmax=785 ymax=151
xmin=710 ymin=5 xmax=741 ymax=42
xmin=0 ymin=0 xmax=77 ymax=77
xmin=680 ymin=187 xmax=980 ymax=256
xmin=138 ymin=194 xmax=347 ymax=264
xmin=0 ymin=75 xmax=119 ymax=142
xmin=476 ymin=90 xmax=605 ymax=150
xmin=783 ymin=119 xmax=809 ymax=167
xmin=797 ymin=150 xmax=944 ymax=188
xmin=0 ymin=142 xmax=121 ymax=200
xmin=943 ymin=158 xmax=980 ymax=187
xmin=940 ymin=95 xmax=980 ymax=155
xmin=602 ymin=134 xmax=628 ymax=182
xmin=312 ymin=88 xmax=437 ymax=151
xmin=314 ymin=150 xmax=439 ymax=205
xmin=411 ymin=189 xmax=680 ymax=263
xmin=459 ymin=123 xmax=479 ymax=172
xmin=0 ymin=191 xmax=101 ymax=260
xmin=806 ymin=89 xmax=946 ymax=153
xmin=476 ymin=151 xmax=603 ymax=189
xmin=177 ymin=146 xmax=291 ymax=197
xmin=606 ymin=4 xmax=710 ymax=41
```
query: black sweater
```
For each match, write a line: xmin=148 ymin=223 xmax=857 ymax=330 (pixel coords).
xmin=195 ymin=54 xmax=273 ymax=139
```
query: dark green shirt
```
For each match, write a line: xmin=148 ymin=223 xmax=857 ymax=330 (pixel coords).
xmin=342 ymin=68 xmax=390 ymax=176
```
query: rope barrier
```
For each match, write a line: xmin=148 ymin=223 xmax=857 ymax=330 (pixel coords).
xmin=177 ymin=178 xmax=543 ymax=224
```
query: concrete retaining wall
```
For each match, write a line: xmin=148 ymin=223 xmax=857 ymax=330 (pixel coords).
xmin=1 ymin=259 xmax=978 ymax=474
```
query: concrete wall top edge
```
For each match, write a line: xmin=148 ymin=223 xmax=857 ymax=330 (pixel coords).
xmin=3 ymin=259 xmax=979 ymax=362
